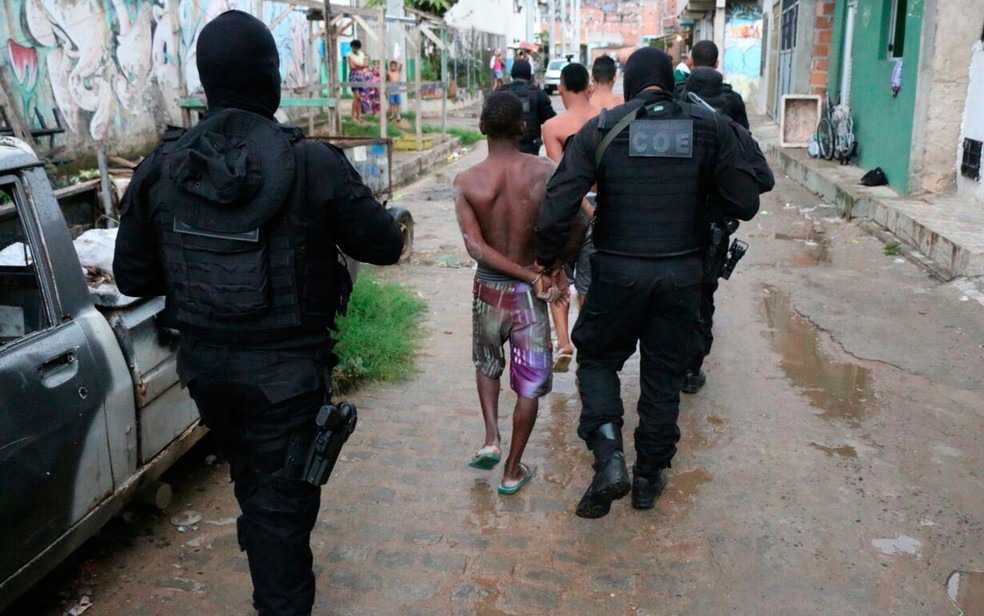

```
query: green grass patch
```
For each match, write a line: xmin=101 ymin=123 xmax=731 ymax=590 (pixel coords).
xmin=332 ymin=273 xmax=427 ymax=392
xmin=883 ymin=241 xmax=902 ymax=256
xmin=422 ymin=125 xmax=484 ymax=145
xmin=342 ymin=118 xmax=403 ymax=138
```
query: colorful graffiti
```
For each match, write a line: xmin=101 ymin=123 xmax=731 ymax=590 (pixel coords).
xmin=723 ymin=2 xmax=763 ymax=102
xmin=0 ymin=0 xmax=312 ymax=147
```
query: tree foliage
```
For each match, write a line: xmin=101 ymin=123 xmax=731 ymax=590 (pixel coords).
xmin=363 ymin=0 xmax=459 ymax=17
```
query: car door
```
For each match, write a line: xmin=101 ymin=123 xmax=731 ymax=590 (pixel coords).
xmin=0 ymin=174 xmax=110 ymax=584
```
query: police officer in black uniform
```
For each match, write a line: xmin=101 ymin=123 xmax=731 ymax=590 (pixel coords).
xmin=674 ymin=40 xmax=773 ymax=394
xmin=497 ymin=59 xmax=556 ymax=155
xmin=114 ymin=11 xmax=403 ymax=615
xmin=534 ymin=47 xmax=760 ymax=519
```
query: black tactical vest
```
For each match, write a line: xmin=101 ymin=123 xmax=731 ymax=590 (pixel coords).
xmin=153 ymin=114 xmax=342 ymax=343
xmin=503 ymin=81 xmax=541 ymax=154
xmin=593 ymin=99 xmax=720 ymax=258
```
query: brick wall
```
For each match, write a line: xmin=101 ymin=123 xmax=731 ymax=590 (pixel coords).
xmin=810 ymin=0 xmax=835 ymax=95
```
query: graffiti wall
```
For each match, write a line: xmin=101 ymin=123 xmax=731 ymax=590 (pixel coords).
xmin=723 ymin=2 xmax=763 ymax=102
xmin=1 ymin=0 xmax=314 ymax=154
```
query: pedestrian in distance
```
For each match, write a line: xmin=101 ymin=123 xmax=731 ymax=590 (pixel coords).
xmin=589 ymin=55 xmax=624 ymax=110
xmin=535 ymin=47 xmax=760 ymax=519
xmin=453 ymin=91 xmax=564 ymax=495
xmin=113 ymin=11 xmax=404 ymax=615
xmin=496 ymin=59 xmax=556 ymax=155
xmin=387 ymin=59 xmax=403 ymax=122
xmin=347 ymin=39 xmax=371 ymax=123
xmin=490 ymin=48 xmax=505 ymax=89
xmin=542 ymin=62 xmax=599 ymax=372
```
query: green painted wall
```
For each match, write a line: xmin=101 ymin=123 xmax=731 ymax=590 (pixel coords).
xmin=828 ymin=0 xmax=924 ymax=194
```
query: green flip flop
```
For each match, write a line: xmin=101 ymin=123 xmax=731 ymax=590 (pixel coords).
xmin=468 ymin=447 xmax=501 ymax=470
xmin=497 ymin=463 xmax=534 ymax=495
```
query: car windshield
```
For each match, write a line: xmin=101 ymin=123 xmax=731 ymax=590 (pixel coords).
xmin=547 ymin=60 xmax=568 ymax=70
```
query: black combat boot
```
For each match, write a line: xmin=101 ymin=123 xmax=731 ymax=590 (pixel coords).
xmin=681 ymin=369 xmax=706 ymax=394
xmin=576 ymin=424 xmax=631 ymax=519
xmin=631 ymin=470 xmax=667 ymax=509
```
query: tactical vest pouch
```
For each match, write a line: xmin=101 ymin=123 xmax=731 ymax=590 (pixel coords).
xmin=173 ymin=220 xmax=270 ymax=319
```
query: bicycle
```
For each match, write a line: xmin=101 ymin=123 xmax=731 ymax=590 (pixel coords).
xmin=815 ymin=94 xmax=856 ymax=165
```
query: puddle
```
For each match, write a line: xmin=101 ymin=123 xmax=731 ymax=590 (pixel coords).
xmin=871 ymin=535 xmax=922 ymax=557
xmin=947 ymin=571 xmax=984 ymax=616
xmin=665 ymin=467 xmax=712 ymax=505
xmin=808 ymin=442 xmax=858 ymax=458
xmin=762 ymin=288 xmax=876 ymax=427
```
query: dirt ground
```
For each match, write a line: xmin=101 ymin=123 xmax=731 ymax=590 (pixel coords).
xmin=8 ymin=124 xmax=984 ymax=615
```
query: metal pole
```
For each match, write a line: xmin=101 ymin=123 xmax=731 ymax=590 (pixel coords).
xmin=573 ymin=0 xmax=580 ymax=62
xmin=548 ymin=0 xmax=555 ymax=58
xmin=560 ymin=0 xmax=566 ymax=58
xmin=96 ymin=146 xmax=116 ymax=227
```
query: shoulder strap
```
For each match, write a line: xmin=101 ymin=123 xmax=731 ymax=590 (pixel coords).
xmin=593 ymin=100 xmax=647 ymax=168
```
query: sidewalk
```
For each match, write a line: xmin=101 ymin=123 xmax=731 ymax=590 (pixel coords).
xmin=754 ymin=117 xmax=984 ymax=280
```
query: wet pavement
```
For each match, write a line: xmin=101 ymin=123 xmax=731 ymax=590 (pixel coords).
xmin=9 ymin=138 xmax=984 ymax=615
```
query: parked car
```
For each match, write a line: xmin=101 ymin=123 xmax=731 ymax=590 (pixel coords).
xmin=542 ymin=59 xmax=570 ymax=94
xmin=0 ymin=136 xmax=206 ymax=610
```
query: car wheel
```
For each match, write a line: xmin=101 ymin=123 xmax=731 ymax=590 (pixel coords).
xmin=388 ymin=207 xmax=414 ymax=262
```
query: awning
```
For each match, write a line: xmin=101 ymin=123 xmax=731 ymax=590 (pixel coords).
xmin=511 ymin=41 xmax=541 ymax=53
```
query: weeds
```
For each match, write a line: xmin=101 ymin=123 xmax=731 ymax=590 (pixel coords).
xmin=884 ymin=241 xmax=902 ymax=256
xmin=332 ymin=274 xmax=427 ymax=393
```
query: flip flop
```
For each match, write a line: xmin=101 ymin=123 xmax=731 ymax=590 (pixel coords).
xmin=553 ymin=350 xmax=574 ymax=373
xmin=468 ymin=446 xmax=502 ymax=470
xmin=497 ymin=463 xmax=534 ymax=495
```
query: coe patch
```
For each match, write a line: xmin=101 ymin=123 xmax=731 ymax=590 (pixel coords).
xmin=628 ymin=119 xmax=694 ymax=158
xmin=520 ymin=97 xmax=532 ymax=113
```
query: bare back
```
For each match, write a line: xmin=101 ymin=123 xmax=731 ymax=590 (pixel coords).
xmin=454 ymin=148 xmax=556 ymax=274
xmin=590 ymin=87 xmax=624 ymax=110
xmin=543 ymin=102 xmax=599 ymax=163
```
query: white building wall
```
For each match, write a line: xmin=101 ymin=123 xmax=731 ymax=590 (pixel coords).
xmin=958 ymin=41 xmax=984 ymax=203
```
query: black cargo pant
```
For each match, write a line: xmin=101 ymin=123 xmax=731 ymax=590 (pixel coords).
xmin=688 ymin=277 xmax=719 ymax=372
xmin=572 ymin=251 xmax=702 ymax=477
xmin=189 ymin=380 xmax=323 ymax=616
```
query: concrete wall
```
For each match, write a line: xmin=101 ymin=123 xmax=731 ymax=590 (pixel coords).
xmin=830 ymin=0 xmax=924 ymax=195
xmin=958 ymin=40 xmax=984 ymax=203
xmin=0 ymin=1 xmax=316 ymax=157
xmin=909 ymin=0 xmax=984 ymax=196
xmin=445 ymin=0 xmax=525 ymax=46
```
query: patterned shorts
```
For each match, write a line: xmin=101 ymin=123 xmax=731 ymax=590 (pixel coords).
xmin=472 ymin=277 xmax=553 ymax=399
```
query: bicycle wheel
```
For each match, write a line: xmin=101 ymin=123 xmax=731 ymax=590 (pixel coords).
xmin=817 ymin=117 xmax=835 ymax=161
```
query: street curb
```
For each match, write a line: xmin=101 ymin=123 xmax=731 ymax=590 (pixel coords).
xmin=391 ymin=136 xmax=462 ymax=190
xmin=757 ymin=125 xmax=984 ymax=281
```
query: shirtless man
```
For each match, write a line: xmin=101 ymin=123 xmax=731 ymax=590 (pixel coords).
xmin=542 ymin=63 xmax=599 ymax=371
xmin=589 ymin=55 xmax=624 ymax=110
xmin=454 ymin=91 xmax=559 ymax=495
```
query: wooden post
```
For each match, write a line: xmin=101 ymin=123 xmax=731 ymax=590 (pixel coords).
xmin=96 ymin=146 xmax=116 ymax=227
xmin=378 ymin=6 xmax=387 ymax=140
xmin=0 ymin=67 xmax=32 ymax=142
xmin=169 ymin=0 xmax=189 ymax=127
xmin=440 ymin=25 xmax=448 ymax=142
xmin=414 ymin=21 xmax=422 ymax=152
xmin=324 ymin=1 xmax=341 ymax=135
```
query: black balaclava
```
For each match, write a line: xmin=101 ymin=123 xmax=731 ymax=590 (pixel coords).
xmin=197 ymin=10 xmax=281 ymax=118
xmin=511 ymin=59 xmax=532 ymax=81
xmin=622 ymin=47 xmax=674 ymax=100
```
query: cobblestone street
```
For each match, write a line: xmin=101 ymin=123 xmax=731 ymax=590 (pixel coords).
xmin=11 ymin=139 xmax=984 ymax=616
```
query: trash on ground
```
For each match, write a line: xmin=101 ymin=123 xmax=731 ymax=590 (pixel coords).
xmin=170 ymin=510 xmax=202 ymax=528
xmin=64 ymin=596 xmax=92 ymax=616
